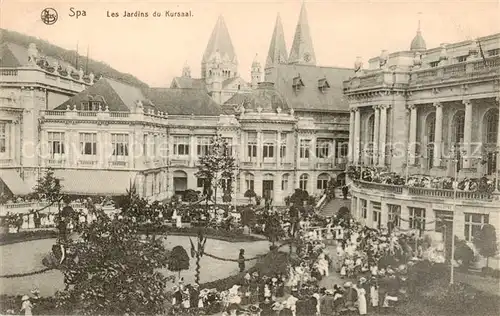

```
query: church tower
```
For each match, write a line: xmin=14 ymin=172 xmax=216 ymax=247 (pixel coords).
xmin=265 ymin=14 xmax=288 ymax=70
xmin=251 ymin=54 xmax=262 ymax=89
xmin=288 ymin=2 xmax=316 ymax=65
xmin=202 ymin=15 xmax=238 ymax=104
xmin=181 ymin=61 xmax=191 ymax=78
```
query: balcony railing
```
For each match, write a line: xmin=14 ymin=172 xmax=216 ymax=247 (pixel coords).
xmin=0 ymin=158 xmax=13 ymax=166
xmin=316 ymin=162 xmax=333 ymax=169
xmin=78 ymin=160 xmax=98 ymax=167
xmin=108 ymin=160 xmax=128 ymax=168
xmin=353 ymin=180 xmax=493 ymax=201
xmin=47 ymin=158 xmax=65 ymax=166
xmin=170 ymin=159 xmax=189 ymax=166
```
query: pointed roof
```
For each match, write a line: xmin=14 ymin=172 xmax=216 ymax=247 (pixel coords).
xmin=410 ymin=17 xmax=427 ymax=51
xmin=202 ymin=15 xmax=237 ymax=63
xmin=288 ymin=3 xmax=316 ymax=65
xmin=265 ymin=14 xmax=288 ymax=69
xmin=252 ymin=53 xmax=261 ymax=67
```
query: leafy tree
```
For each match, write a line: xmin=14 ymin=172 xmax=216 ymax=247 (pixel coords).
xmin=290 ymin=189 xmax=309 ymax=207
xmin=454 ymin=237 xmax=474 ymax=270
xmin=336 ymin=206 xmax=351 ymax=222
xmin=168 ymin=245 xmax=190 ymax=278
xmin=244 ymin=189 xmax=256 ymax=203
xmin=54 ymin=188 xmax=170 ymax=315
xmin=473 ymin=224 xmax=498 ymax=267
xmin=33 ymin=168 xmax=63 ymax=209
xmin=183 ymin=189 xmax=200 ymax=203
xmin=195 ymin=134 xmax=237 ymax=204
xmin=264 ymin=213 xmax=286 ymax=247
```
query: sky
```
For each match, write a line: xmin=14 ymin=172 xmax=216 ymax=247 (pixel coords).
xmin=1 ymin=0 xmax=499 ymax=87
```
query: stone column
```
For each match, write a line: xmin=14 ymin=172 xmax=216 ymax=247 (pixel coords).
xmin=257 ymin=130 xmax=263 ymax=168
xmin=372 ymin=105 xmax=380 ymax=166
xmin=189 ymin=134 xmax=196 ymax=167
xmin=128 ymin=133 xmax=134 ymax=168
xmin=400 ymin=205 xmax=410 ymax=230
xmin=240 ymin=131 xmax=246 ymax=162
xmin=433 ymin=102 xmax=443 ymax=168
xmin=378 ymin=104 xmax=389 ymax=167
xmin=463 ymin=99 xmax=472 ymax=169
xmin=349 ymin=110 xmax=355 ymax=163
xmin=332 ymin=139 xmax=337 ymax=167
xmin=497 ymin=97 xmax=500 ymax=189
xmin=354 ymin=108 xmax=361 ymax=165
xmin=276 ymin=131 xmax=281 ymax=168
xmin=310 ymin=136 xmax=316 ymax=169
xmin=380 ymin=202 xmax=389 ymax=230
xmin=408 ymin=104 xmax=417 ymax=165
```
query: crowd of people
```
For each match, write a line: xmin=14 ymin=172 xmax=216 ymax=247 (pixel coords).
xmin=347 ymin=166 xmax=497 ymax=193
xmin=164 ymin=200 xmax=441 ymax=316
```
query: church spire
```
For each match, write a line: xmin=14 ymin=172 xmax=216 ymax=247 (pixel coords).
xmin=265 ymin=13 xmax=288 ymax=69
xmin=288 ymin=2 xmax=316 ymax=65
xmin=202 ymin=15 xmax=237 ymax=64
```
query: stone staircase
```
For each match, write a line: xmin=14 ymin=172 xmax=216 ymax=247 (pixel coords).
xmin=319 ymin=197 xmax=351 ymax=217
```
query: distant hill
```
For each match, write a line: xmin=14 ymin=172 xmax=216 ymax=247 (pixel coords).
xmin=0 ymin=28 xmax=149 ymax=88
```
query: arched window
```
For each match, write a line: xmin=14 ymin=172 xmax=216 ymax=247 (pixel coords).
xmin=281 ymin=173 xmax=289 ymax=191
xmin=299 ymin=174 xmax=309 ymax=191
xmin=367 ymin=114 xmax=375 ymax=143
xmin=453 ymin=110 xmax=465 ymax=144
xmin=317 ymin=173 xmax=330 ymax=190
xmin=485 ymin=109 xmax=499 ymax=144
xmin=245 ymin=173 xmax=254 ymax=191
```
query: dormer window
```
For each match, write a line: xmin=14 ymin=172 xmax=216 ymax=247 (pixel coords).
xmin=488 ymin=49 xmax=499 ymax=56
xmin=456 ymin=55 xmax=467 ymax=63
xmin=318 ymin=78 xmax=330 ymax=93
xmin=81 ymin=102 xmax=90 ymax=111
xmin=91 ymin=101 xmax=101 ymax=111
xmin=429 ymin=61 xmax=439 ymax=68
xmin=292 ymin=75 xmax=305 ymax=92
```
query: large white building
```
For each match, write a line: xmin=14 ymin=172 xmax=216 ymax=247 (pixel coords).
xmin=343 ymin=23 xmax=500 ymax=245
xmin=0 ymin=3 xmax=352 ymax=204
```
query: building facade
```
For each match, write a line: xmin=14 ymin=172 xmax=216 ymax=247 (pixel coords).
xmin=343 ymin=26 xmax=500 ymax=242
xmin=0 ymin=3 xmax=352 ymax=205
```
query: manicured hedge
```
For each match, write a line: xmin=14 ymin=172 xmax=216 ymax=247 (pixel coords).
xmin=138 ymin=225 xmax=266 ymax=242
xmin=0 ymin=230 xmax=58 ymax=246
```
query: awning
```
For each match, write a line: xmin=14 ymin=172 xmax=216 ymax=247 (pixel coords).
xmin=0 ymin=169 xmax=32 ymax=195
xmin=54 ymin=170 xmax=137 ymax=196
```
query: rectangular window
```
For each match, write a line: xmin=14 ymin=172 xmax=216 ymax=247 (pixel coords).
xmin=79 ymin=132 xmax=97 ymax=156
xmin=456 ymin=56 xmax=467 ymax=63
xmin=360 ymin=199 xmax=367 ymax=219
xmin=263 ymin=142 xmax=274 ymax=158
xmin=372 ymin=202 xmax=381 ymax=228
xmin=173 ymin=135 xmax=190 ymax=155
xmin=48 ymin=132 xmax=65 ymax=158
xmin=388 ymin=204 xmax=401 ymax=228
xmin=300 ymin=139 xmax=311 ymax=158
xmin=409 ymin=207 xmax=426 ymax=232
xmin=317 ymin=179 xmax=328 ymax=190
xmin=464 ymin=213 xmax=489 ymax=242
xmin=0 ymin=123 xmax=6 ymax=153
xmin=280 ymin=133 xmax=287 ymax=159
xmin=430 ymin=61 xmax=439 ymax=68
xmin=197 ymin=136 xmax=211 ymax=156
xmin=153 ymin=134 xmax=158 ymax=157
xmin=111 ymin=133 xmax=129 ymax=157
xmin=335 ymin=139 xmax=349 ymax=159
xmin=247 ymin=132 xmax=257 ymax=158
xmin=246 ymin=179 xmax=254 ymax=191
xmin=316 ymin=138 xmax=332 ymax=158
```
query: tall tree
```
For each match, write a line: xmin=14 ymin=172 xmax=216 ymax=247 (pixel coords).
xmin=473 ymin=224 xmax=498 ymax=267
xmin=195 ymin=134 xmax=237 ymax=204
xmin=264 ymin=213 xmax=286 ymax=248
xmin=54 ymin=188 xmax=170 ymax=315
xmin=33 ymin=167 xmax=63 ymax=209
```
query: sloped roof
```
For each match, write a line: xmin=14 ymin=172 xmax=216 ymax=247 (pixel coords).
xmin=288 ymin=3 xmax=316 ymax=65
xmin=170 ymin=77 xmax=206 ymax=90
xmin=0 ymin=43 xmax=24 ymax=67
xmin=222 ymin=76 xmax=250 ymax=89
xmin=271 ymin=64 xmax=353 ymax=112
xmin=265 ymin=14 xmax=288 ymax=68
xmin=202 ymin=15 xmax=237 ymax=63
xmin=55 ymin=78 xmax=143 ymax=111
xmin=145 ymin=88 xmax=223 ymax=116
xmin=224 ymin=82 xmax=289 ymax=112
xmin=411 ymin=30 xmax=427 ymax=51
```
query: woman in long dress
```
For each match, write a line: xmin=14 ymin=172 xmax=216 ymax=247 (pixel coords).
xmin=357 ymin=286 xmax=367 ymax=315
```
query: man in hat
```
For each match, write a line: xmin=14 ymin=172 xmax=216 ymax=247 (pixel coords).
xmin=238 ymin=249 xmax=246 ymax=272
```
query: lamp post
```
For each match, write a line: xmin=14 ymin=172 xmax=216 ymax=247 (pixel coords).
xmin=405 ymin=147 xmax=411 ymax=184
